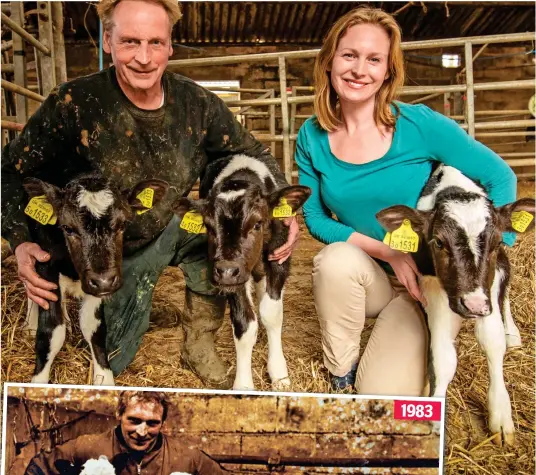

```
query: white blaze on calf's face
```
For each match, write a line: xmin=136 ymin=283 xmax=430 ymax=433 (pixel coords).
xmin=76 ymin=188 xmax=115 ymax=219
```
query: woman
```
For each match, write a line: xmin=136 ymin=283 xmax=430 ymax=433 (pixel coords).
xmin=295 ymin=7 xmax=516 ymax=395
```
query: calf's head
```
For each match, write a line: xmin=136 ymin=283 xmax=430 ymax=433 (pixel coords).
xmin=173 ymin=181 xmax=310 ymax=289
xmin=24 ymin=174 xmax=168 ymax=297
xmin=377 ymin=196 xmax=535 ymax=318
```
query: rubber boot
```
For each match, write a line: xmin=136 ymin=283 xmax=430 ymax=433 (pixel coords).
xmin=180 ymin=289 xmax=232 ymax=389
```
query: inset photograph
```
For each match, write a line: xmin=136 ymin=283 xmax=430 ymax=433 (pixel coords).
xmin=3 ymin=385 xmax=444 ymax=474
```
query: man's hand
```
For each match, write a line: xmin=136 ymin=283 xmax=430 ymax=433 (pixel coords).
xmin=15 ymin=242 xmax=58 ymax=310
xmin=385 ymin=250 xmax=427 ymax=306
xmin=268 ymin=216 xmax=300 ymax=264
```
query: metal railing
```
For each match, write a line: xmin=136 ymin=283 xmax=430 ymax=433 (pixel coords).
xmin=169 ymin=31 xmax=535 ymax=180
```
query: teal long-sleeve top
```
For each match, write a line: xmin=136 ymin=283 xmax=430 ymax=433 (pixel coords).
xmin=295 ymin=102 xmax=517 ymax=248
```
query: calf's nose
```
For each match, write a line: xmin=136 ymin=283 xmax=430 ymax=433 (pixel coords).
xmin=461 ymin=292 xmax=491 ymax=316
xmin=87 ymin=270 xmax=121 ymax=295
xmin=214 ymin=261 xmax=241 ymax=283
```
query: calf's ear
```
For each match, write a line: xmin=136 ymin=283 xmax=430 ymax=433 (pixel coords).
xmin=269 ymin=185 xmax=312 ymax=212
xmin=23 ymin=178 xmax=64 ymax=211
xmin=496 ymin=198 xmax=536 ymax=233
xmin=171 ymin=197 xmax=208 ymax=218
xmin=127 ymin=179 xmax=169 ymax=211
xmin=376 ymin=205 xmax=430 ymax=233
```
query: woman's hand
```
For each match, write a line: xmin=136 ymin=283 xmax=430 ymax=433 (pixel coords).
xmin=384 ymin=249 xmax=426 ymax=305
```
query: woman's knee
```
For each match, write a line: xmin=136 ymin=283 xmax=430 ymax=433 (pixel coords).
xmin=312 ymin=242 xmax=372 ymax=283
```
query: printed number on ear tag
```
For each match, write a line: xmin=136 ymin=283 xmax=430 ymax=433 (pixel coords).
xmin=25 ymin=195 xmax=57 ymax=225
xmin=136 ymin=188 xmax=154 ymax=215
xmin=389 ymin=219 xmax=419 ymax=253
xmin=180 ymin=211 xmax=207 ymax=234
xmin=273 ymin=198 xmax=296 ymax=219
xmin=511 ymin=210 xmax=533 ymax=233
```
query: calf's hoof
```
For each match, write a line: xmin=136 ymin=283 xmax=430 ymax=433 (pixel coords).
xmin=31 ymin=374 xmax=50 ymax=384
xmin=489 ymin=414 xmax=515 ymax=447
xmin=491 ymin=428 xmax=515 ymax=447
xmin=93 ymin=370 xmax=115 ymax=386
xmin=272 ymin=377 xmax=291 ymax=391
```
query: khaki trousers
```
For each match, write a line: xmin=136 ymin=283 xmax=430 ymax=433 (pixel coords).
xmin=312 ymin=242 xmax=428 ymax=396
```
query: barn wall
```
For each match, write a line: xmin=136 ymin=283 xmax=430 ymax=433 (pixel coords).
xmin=5 ymin=393 xmax=440 ymax=474
xmin=25 ymin=42 xmax=534 ymax=175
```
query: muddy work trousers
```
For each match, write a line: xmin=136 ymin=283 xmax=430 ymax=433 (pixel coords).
xmin=103 ymin=215 xmax=218 ymax=375
xmin=312 ymin=242 xmax=429 ymax=396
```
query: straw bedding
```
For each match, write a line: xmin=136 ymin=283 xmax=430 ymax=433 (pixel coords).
xmin=1 ymin=182 xmax=534 ymax=474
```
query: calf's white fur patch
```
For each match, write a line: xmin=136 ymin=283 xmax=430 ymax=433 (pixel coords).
xmin=214 ymin=154 xmax=273 ymax=185
xmin=444 ymin=199 xmax=489 ymax=264
xmin=77 ymin=188 xmax=114 ymax=219
xmin=218 ymin=189 xmax=246 ymax=201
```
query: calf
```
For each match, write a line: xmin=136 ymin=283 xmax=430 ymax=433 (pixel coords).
xmin=377 ymin=164 xmax=534 ymax=446
xmin=23 ymin=173 xmax=168 ymax=385
xmin=172 ymin=154 xmax=311 ymax=390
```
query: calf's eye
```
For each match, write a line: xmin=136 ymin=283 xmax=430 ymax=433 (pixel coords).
xmin=434 ymin=238 xmax=444 ymax=249
xmin=61 ymin=225 xmax=78 ymax=237
xmin=253 ymin=221 xmax=262 ymax=231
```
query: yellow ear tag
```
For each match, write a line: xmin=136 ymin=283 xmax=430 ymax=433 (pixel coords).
xmin=383 ymin=232 xmax=391 ymax=246
xmin=389 ymin=219 xmax=419 ymax=253
xmin=136 ymin=188 xmax=154 ymax=215
xmin=24 ymin=195 xmax=57 ymax=225
xmin=511 ymin=210 xmax=533 ymax=233
xmin=272 ymin=197 xmax=296 ymax=219
xmin=180 ymin=210 xmax=207 ymax=234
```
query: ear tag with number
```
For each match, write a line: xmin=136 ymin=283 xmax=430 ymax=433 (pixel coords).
xmin=180 ymin=210 xmax=207 ymax=234
xmin=383 ymin=232 xmax=392 ymax=246
xmin=25 ymin=195 xmax=57 ymax=225
xmin=511 ymin=210 xmax=533 ymax=232
xmin=389 ymin=219 xmax=419 ymax=253
xmin=272 ymin=197 xmax=296 ymax=219
xmin=136 ymin=188 xmax=154 ymax=215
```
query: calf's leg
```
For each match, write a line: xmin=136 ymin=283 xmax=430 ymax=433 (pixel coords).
xmin=229 ymin=281 xmax=258 ymax=390
xmin=475 ymin=270 xmax=515 ymax=446
xmin=420 ymin=276 xmax=462 ymax=397
xmin=80 ymin=295 xmax=114 ymax=386
xmin=25 ymin=298 xmax=38 ymax=336
xmin=259 ymin=260 xmax=291 ymax=389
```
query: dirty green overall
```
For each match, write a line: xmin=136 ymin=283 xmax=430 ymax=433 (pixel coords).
xmin=1 ymin=67 xmax=287 ymax=386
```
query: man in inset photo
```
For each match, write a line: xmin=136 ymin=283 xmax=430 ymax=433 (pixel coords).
xmin=10 ymin=391 xmax=227 ymax=474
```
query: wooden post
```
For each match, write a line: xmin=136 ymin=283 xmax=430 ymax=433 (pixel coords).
xmin=269 ymin=89 xmax=276 ymax=157
xmin=51 ymin=2 xmax=67 ymax=83
xmin=464 ymin=41 xmax=475 ymax=137
xmin=278 ymin=56 xmax=291 ymax=183
xmin=290 ymin=85 xmax=297 ymax=157
xmin=37 ymin=1 xmax=56 ymax=95
xmin=10 ymin=2 xmax=28 ymax=125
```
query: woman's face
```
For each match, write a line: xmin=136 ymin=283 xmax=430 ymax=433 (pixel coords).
xmin=329 ymin=23 xmax=391 ymax=107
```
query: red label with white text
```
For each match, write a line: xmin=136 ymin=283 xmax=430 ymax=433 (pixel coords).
xmin=394 ymin=400 xmax=442 ymax=421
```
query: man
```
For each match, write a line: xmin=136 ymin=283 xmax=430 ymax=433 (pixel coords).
xmin=1 ymin=0 xmax=299 ymax=388
xmin=11 ymin=391 xmax=227 ymax=474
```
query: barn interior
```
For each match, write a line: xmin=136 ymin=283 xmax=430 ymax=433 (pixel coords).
xmin=1 ymin=2 xmax=535 ymax=475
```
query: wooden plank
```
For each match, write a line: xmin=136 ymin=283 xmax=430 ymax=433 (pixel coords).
xmin=51 ymin=2 xmax=67 ymax=83
xmin=10 ymin=2 xmax=28 ymax=124
xmin=37 ymin=1 xmax=56 ymax=95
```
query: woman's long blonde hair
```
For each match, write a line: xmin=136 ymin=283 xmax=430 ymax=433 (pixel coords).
xmin=313 ymin=7 xmax=405 ymax=131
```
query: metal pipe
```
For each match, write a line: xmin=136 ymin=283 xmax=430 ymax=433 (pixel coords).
xmin=477 ymin=131 xmax=535 ymax=137
xmin=517 ymin=172 xmax=536 ymax=178
xmin=464 ymin=42 xmax=475 ymax=137
xmin=1 ymin=40 xmax=13 ymax=52
xmin=506 ymin=159 xmax=535 ymax=167
xmin=167 ymin=32 xmax=534 ymax=68
xmin=1 ymin=12 xmax=51 ymax=56
xmin=1 ymin=64 xmax=14 ymax=73
xmin=208 ymin=87 xmax=267 ymax=93
xmin=1 ymin=79 xmax=45 ymax=102
xmin=474 ymin=119 xmax=535 ymax=130
xmin=1 ymin=119 xmax=24 ymax=131
xmin=501 ymin=152 xmax=536 ymax=158
xmin=212 ymin=455 xmax=440 ymax=468
xmin=410 ymin=92 xmax=442 ymax=105
xmin=269 ymin=89 xmax=276 ymax=157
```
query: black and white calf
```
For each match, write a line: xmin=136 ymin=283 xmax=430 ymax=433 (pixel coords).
xmin=377 ymin=164 xmax=534 ymax=446
xmin=172 ymin=154 xmax=311 ymax=390
xmin=24 ymin=173 xmax=168 ymax=385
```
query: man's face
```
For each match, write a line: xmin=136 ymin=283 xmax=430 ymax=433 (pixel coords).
xmin=119 ymin=399 xmax=164 ymax=452
xmin=103 ymin=0 xmax=173 ymax=96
